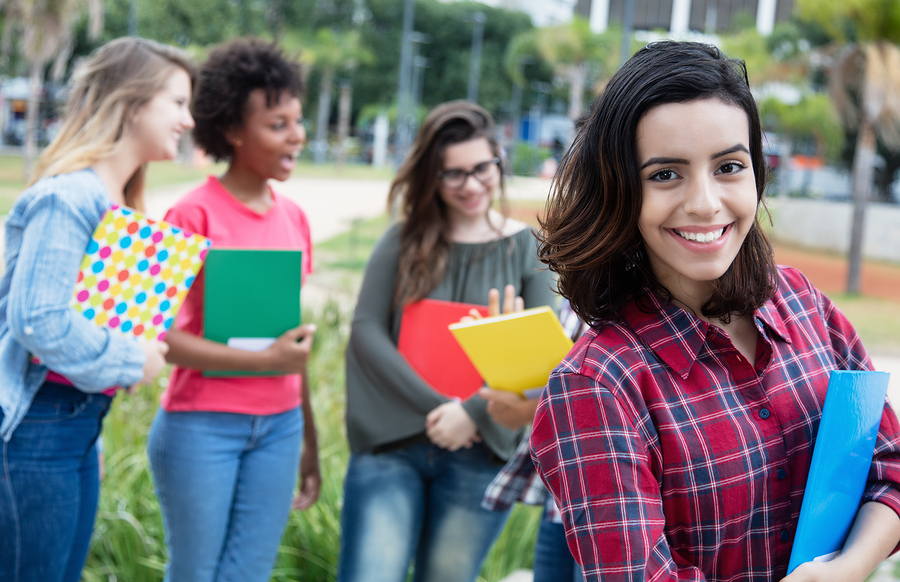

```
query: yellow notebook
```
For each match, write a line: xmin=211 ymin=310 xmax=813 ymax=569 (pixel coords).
xmin=448 ymin=306 xmax=574 ymax=396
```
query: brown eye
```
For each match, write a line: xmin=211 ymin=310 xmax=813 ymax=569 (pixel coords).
xmin=650 ymin=169 xmax=677 ymax=182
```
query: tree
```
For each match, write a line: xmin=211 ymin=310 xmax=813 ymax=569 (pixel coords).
xmin=798 ymin=0 xmax=900 ymax=293
xmin=286 ymin=27 xmax=373 ymax=165
xmin=508 ymin=17 xmax=618 ymax=122
xmin=1 ymin=0 xmax=102 ymax=180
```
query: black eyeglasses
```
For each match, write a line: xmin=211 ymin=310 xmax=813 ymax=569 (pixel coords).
xmin=436 ymin=158 xmax=500 ymax=190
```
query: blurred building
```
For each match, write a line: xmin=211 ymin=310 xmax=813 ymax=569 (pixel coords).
xmin=472 ymin=0 xmax=795 ymax=35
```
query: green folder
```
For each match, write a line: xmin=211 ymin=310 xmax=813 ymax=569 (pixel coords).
xmin=202 ymin=249 xmax=303 ymax=377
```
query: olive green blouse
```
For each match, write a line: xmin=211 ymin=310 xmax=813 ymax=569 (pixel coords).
xmin=344 ymin=222 xmax=557 ymax=461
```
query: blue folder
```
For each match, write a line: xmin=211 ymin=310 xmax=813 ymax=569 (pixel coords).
xmin=787 ymin=370 xmax=891 ymax=573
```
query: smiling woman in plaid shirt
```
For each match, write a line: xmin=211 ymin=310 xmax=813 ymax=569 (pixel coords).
xmin=531 ymin=41 xmax=900 ymax=582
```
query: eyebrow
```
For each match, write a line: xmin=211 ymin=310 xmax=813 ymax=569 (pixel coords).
xmin=639 ymin=144 xmax=750 ymax=170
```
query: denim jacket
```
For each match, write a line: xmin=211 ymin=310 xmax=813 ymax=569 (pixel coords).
xmin=0 ymin=168 xmax=145 ymax=441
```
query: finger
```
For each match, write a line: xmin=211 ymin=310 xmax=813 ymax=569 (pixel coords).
xmin=127 ymin=383 xmax=139 ymax=394
xmin=478 ymin=387 xmax=495 ymax=401
xmin=157 ymin=342 xmax=169 ymax=355
xmin=283 ymin=323 xmax=317 ymax=341
xmin=488 ymin=288 xmax=500 ymax=317
xmin=503 ymin=284 xmax=516 ymax=314
xmin=515 ymin=296 xmax=525 ymax=312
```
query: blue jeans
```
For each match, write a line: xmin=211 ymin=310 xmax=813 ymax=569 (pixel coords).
xmin=147 ymin=407 xmax=303 ymax=582
xmin=532 ymin=505 xmax=584 ymax=582
xmin=338 ymin=442 xmax=511 ymax=582
xmin=0 ymin=381 xmax=111 ymax=582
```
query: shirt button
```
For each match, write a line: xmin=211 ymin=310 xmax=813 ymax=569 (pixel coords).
xmin=23 ymin=326 xmax=34 ymax=335
xmin=777 ymin=468 xmax=787 ymax=480
xmin=780 ymin=530 xmax=790 ymax=541
xmin=759 ymin=408 xmax=771 ymax=419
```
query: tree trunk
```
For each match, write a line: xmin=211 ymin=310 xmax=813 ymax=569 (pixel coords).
xmin=314 ymin=68 xmax=334 ymax=165
xmin=568 ymin=64 xmax=586 ymax=122
xmin=335 ymin=80 xmax=352 ymax=170
xmin=23 ymin=60 xmax=42 ymax=182
xmin=846 ymin=119 xmax=877 ymax=294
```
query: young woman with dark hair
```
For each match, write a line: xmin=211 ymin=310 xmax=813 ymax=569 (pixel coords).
xmin=146 ymin=38 xmax=319 ymax=582
xmin=339 ymin=100 xmax=555 ymax=582
xmin=531 ymin=41 xmax=900 ymax=581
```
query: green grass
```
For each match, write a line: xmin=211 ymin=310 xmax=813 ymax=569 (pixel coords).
xmin=830 ymin=294 xmax=900 ymax=355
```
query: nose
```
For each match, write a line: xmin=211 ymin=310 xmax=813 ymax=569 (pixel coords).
xmin=291 ymin=121 xmax=306 ymax=145
xmin=683 ymin=175 xmax=721 ymax=217
xmin=184 ymin=113 xmax=195 ymax=130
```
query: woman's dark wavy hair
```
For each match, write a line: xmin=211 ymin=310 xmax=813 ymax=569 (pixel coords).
xmin=192 ymin=38 xmax=304 ymax=161
xmin=388 ymin=100 xmax=507 ymax=307
xmin=538 ymin=41 xmax=777 ymax=325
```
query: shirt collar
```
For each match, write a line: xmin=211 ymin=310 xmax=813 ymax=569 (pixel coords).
xmin=620 ymin=288 xmax=791 ymax=379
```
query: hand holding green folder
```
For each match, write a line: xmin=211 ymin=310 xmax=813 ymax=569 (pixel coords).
xmin=202 ymin=249 xmax=303 ymax=377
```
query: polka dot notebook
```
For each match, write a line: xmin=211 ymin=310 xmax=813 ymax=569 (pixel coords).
xmin=71 ymin=204 xmax=212 ymax=341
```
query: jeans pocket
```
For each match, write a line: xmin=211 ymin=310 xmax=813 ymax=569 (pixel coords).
xmin=23 ymin=394 xmax=88 ymax=423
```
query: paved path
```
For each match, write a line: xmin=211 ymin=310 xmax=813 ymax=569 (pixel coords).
xmin=145 ymin=174 xmax=554 ymax=244
xmin=146 ymin=176 xmax=395 ymax=244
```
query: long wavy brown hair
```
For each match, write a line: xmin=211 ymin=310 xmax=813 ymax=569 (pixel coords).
xmin=538 ymin=42 xmax=777 ymax=325
xmin=389 ymin=100 xmax=507 ymax=307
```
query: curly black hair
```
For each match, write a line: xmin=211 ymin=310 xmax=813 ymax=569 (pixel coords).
xmin=192 ymin=38 xmax=305 ymax=162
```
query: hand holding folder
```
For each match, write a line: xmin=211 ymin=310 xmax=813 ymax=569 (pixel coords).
xmin=202 ymin=249 xmax=304 ymax=377
xmin=787 ymin=370 xmax=891 ymax=573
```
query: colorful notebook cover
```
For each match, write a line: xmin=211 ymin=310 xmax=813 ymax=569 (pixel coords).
xmin=202 ymin=249 xmax=303 ymax=377
xmin=787 ymin=370 xmax=891 ymax=573
xmin=448 ymin=305 xmax=573 ymax=396
xmin=398 ymin=299 xmax=489 ymax=400
xmin=70 ymin=204 xmax=210 ymax=341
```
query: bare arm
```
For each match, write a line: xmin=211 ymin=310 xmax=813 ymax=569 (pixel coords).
xmin=781 ymin=502 xmax=900 ymax=582
xmin=292 ymin=366 xmax=321 ymax=510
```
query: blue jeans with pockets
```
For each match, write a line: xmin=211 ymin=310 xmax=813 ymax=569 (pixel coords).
xmin=338 ymin=442 xmax=512 ymax=582
xmin=0 ymin=381 xmax=111 ymax=582
xmin=147 ymin=406 xmax=303 ymax=582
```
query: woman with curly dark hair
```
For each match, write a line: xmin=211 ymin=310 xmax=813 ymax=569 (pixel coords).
xmin=531 ymin=41 xmax=900 ymax=581
xmin=146 ymin=38 xmax=319 ymax=582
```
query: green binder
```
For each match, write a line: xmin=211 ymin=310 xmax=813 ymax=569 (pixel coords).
xmin=202 ymin=249 xmax=303 ymax=377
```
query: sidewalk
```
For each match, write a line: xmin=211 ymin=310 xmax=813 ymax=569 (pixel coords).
xmin=146 ymin=176 xmax=393 ymax=244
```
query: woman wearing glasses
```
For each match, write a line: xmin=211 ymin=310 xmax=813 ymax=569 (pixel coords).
xmin=338 ymin=100 xmax=555 ymax=582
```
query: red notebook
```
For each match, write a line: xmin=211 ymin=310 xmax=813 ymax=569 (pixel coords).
xmin=398 ymin=298 xmax=489 ymax=400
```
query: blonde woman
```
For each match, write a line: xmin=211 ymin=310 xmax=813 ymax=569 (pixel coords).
xmin=0 ymin=37 xmax=194 ymax=582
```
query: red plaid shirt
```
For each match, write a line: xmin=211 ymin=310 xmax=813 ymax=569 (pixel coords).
xmin=531 ymin=266 xmax=900 ymax=581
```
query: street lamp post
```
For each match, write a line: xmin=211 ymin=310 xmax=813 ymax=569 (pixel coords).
xmin=464 ymin=11 xmax=486 ymax=102
xmin=394 ymin=0 xmax=416 ymax=165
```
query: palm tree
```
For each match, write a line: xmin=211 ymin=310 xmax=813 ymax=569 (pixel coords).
xmin=286 ymin=28 xmax=373 ymax=166
xmin=507 ymin=17 xmax=618 ymax=123
xmin=1 ymin=0 xmax=103 ymax=180
xmin=798 ymin=0 xmax=900 ymax=294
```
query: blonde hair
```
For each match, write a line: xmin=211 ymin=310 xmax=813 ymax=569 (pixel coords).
xmin=30 ymin=37 xmax=196 ymax=211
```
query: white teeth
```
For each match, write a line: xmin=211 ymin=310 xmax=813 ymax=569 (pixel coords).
xmin=675 ymin=228 xmax=725 ymax=243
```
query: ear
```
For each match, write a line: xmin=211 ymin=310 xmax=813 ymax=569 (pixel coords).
xmin=224 ymin=126 xmax=244 ymax=149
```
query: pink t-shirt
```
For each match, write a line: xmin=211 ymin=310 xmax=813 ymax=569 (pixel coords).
xmin=160 ymin=176 xmax=313 ymax=415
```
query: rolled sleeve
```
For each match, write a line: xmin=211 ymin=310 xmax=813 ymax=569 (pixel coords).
xmin=7 ymin=192 xmax=145 ymax=390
